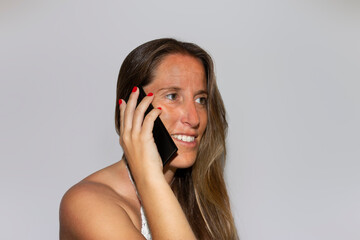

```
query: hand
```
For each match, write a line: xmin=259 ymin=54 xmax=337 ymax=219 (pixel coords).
xmin=119 ymin=87 xmax=163 ymax=182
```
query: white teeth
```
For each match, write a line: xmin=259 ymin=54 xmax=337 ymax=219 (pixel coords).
xmin=173 ymin=134 xmax=195 ymax=142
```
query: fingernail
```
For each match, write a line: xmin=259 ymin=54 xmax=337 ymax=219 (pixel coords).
xmin=119 ymin=99 xmax=122 ymax=105
xmin=132 ymin=86 xmax=137 ymax=92
xmin=147 ymin=92 xmax=153 ymax=96
xmin=157 ymin=107 xmax=162 ymax=110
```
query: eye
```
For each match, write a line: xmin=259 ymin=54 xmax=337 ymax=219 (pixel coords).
xmin=195 ymin=97 xmax=207 ymax=105
xmin=165 ymin=93 xmax=178 ymax=101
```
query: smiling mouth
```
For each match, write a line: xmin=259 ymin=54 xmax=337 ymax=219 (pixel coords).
xmin=172 ymin=134 xmax=195 ymax=143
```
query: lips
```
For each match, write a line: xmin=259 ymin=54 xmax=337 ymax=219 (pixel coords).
xmin=172 ymin=134 xmax=195 ymax=143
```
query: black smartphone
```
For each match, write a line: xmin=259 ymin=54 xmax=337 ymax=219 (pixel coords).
xmin=127 ymin=86 xmax=178 ymax=166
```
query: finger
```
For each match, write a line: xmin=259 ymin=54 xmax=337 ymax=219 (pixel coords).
xmin=132 ymin=93 xmax=155 ymax=133
xmin=141 ymin=107 xmax=162 ymax=135
xmin=123 ymin=86 xmax=139 ymax=132
xmin=119 ymin=99 xmax=126 ymax=136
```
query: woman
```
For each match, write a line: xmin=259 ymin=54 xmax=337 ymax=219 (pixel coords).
xmin=60 ymin=38 xmax=238 ymax=239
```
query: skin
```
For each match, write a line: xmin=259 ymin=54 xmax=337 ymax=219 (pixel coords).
xmin=59 ymin=54 xmax=207 ymax=239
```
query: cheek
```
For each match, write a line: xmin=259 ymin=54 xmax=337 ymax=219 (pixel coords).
xmin=199 ymin=110 xmax=208 ymax=134
xmin=151 ymin=99 xmax=173 ymax=126
xmin=157 ymin=106 xmax=179 ymax=130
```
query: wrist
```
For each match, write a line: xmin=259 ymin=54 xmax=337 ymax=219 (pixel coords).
xmin=135 ymin=172 xmax=169 ymax=195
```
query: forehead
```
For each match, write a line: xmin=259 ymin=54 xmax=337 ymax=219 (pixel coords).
xmin=150 ymin=54 xmax=207 ymax=89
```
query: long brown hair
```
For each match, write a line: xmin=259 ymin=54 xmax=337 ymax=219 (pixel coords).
xmin=115 ymin=38 xmax=238 ymax=239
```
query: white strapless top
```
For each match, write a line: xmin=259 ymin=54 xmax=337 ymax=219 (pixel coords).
xmin=126 ymin=165 xmax=152 ymax=240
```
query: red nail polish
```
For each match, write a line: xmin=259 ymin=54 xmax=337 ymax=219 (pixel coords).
xmin=132 ymin=86 xmax=137 ymax=92
xmin=119 ymin=99 xmax=122 ymax=105
xmin=157 ymin=107 xmax=162 ymax=110
xmin=147 ymin=92 xmax=153 ymax=96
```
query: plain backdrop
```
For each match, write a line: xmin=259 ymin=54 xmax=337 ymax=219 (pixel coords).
xmin=1 ymin=0 xmax=359 ymax=239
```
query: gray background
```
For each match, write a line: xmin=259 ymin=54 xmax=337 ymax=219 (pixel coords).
xmin=1 ymin=0 xmax=359 ymax=239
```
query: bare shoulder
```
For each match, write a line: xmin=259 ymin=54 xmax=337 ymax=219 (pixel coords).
xmin=59 ymin=163 xmax=144 ymax=239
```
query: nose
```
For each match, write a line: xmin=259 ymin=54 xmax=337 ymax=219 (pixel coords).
xmin=180 ymin=100 xmax=200 ymax=128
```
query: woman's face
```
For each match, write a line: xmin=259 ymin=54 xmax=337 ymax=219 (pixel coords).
xmin=143 ymin=54 xmax=208 ymax=168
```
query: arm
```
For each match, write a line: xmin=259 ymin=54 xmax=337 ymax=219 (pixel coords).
xmin=119 ymin=87 xmax=196 ymax=240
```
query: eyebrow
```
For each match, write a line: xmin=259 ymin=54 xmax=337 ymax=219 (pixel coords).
xmin=195 ymin=90 xmax=208 ymax=96
xmin=158 ymin=87 xmax=181 ymax=92
xmin=158 ymin=87 xmax=208 ymax=95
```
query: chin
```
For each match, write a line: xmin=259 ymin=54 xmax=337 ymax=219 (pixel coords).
xmin=168 ymin=152 xmax=197 ymax=169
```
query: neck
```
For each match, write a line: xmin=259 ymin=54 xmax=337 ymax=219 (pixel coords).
xmin=163 ymin=165 xmax=177 ymax=185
